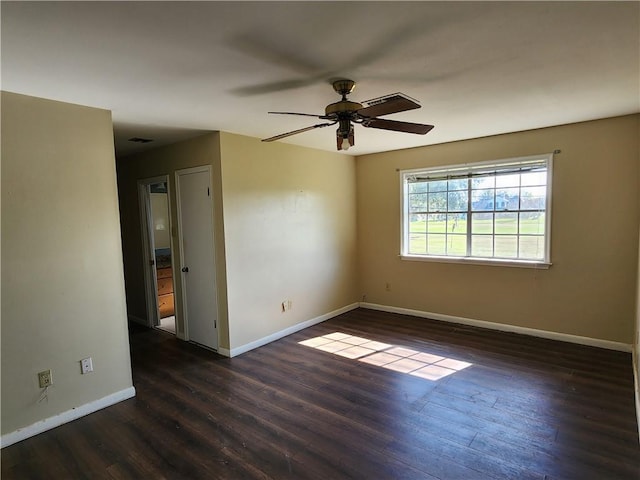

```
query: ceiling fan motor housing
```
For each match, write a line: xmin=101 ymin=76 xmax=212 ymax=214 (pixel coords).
xmin=324 ymin=100 xmax=363 ymax=117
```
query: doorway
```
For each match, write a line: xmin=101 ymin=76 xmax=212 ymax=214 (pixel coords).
xmin=138 ymin=176 xmax=176 ymax=335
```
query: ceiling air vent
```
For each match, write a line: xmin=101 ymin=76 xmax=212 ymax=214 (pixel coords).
xmin=128 ymin=137 xmax=154 ymax=143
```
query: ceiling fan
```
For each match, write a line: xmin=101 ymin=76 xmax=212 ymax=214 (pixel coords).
xmin=262 ymin=79 xmax=434 ymax=151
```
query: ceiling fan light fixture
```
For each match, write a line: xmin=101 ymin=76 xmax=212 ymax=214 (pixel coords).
xmin=337 ymin=123 xmax=355 ymax=151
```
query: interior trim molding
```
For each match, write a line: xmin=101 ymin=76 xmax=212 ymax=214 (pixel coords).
xmin=633 ymin=348 xmax=640 ymax=443
xmin=360 ymin=303 xmax=632 ymax=353
xmin=229 ymin=303 xmax=360 ymax=357
xmin=217 ymin=347 xmax=231 ymax=357
xmin=1 ymin=386 xmax=136 ymax=449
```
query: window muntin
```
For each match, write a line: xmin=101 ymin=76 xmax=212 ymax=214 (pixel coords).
xmin=402 ymin=154 xmax=552 ymax=265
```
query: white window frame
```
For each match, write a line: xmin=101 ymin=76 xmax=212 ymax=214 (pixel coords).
xmin=400 ymin=153 xmax=553 ymax=269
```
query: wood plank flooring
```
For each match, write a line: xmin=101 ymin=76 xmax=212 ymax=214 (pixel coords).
xmin=3 ymin=308 xmax=639 ymax=479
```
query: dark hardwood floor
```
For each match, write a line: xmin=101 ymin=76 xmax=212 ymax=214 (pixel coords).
xmin=3 ymin=308 xmax=639 ymax=479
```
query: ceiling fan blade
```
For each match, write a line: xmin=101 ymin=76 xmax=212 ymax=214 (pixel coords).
xmin=357 ymin=93 xmax=421 ymax=118
xmin=362 ymin=118 xmax=434 ymax=135
xmin=268 ymin=111 xmax=324 ymax=118
xmin=262 ymin=122 xmax=336 ymax=142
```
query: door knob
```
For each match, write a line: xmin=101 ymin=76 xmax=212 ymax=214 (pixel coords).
xmin=181 ymin=266 xmax=189 ymax=273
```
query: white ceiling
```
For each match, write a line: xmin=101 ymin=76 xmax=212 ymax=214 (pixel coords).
xmin=2 ymin=1 xmax=639 ymax=158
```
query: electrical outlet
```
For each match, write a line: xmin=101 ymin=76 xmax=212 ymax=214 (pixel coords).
xmin=38 ymin=370 xmax=53 ymax=388
xmin=281 ymin=300 xmax=293 ymax=312
xmin=385 ymin=282 xmax=391 ymax=292
xmin=81 ymin=357 xmax=93 ymax=374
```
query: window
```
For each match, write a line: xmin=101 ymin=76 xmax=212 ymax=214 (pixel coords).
xmin=401 ymin=154 xmax=552 ymax=267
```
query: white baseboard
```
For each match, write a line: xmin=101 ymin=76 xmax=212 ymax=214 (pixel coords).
xmin=1 ymin=386 xmax=136 ymax=449
xmin=128 ymin=314 xmax=149 ymax=327
xmin=360 ymin=303 xmax=632 ymax=353
xmin=229 ymin=303 xmax=360 ymax=357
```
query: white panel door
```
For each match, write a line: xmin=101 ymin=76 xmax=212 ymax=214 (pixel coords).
xmin=176 ymin=167 xmax=218 ymax=350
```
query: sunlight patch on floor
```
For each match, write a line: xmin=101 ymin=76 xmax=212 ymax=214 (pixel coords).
xmin=299 ymin=332 xmax=472 ymax=381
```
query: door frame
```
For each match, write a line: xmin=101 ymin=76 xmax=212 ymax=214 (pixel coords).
xmin=175 ymin=165 xmax=219 ymax=349
xmin=137 ymin=175 xmax=175 ymax=331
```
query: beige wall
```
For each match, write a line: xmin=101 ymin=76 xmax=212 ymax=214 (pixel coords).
xmin=219 ymin=133 xmax=358 ymax=350
xmin=116 ymin=133 xmax=229 ymax=348
xmin=356 ymin=115 xmax=639 ymax=344
xmin=1 ymin=92 xmax=133 ymax=435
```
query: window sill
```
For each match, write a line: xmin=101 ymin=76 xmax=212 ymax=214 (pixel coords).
xmin=400 ymin=254 xmax=551 ymax=269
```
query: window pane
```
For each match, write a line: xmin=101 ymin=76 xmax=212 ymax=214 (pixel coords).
xmin=519 ymin=236 xmax=544 ymax=259
xmin=428 ymin=192 xmax=447 ymax=212
xmin=408 ymin=182 xmax=428 ymax=194
xmin=472 ymin=213 xmax=493 ymax=234
xmin=446 ymin=234 xmax=467 ymax=256
xmin=472 ymin=176 xmax=494 ymax=189
xmin=520 ymin=212 xmax=545 ymax=234
xmin=427 ymin=214 xmax=446 ymax=233
xmin=471 ymin=235 xmax=493 ymax=257
xmin=409 ymin=234 xmax=426 ymax=254
xmin=448 ymin=191 xmax=468 ymax=211
xmin=471 ymin=189 xmax=494 ymax=211
xmin=521 ymin=186 xmax=546 ymax=210
xmin=448 ymin=179 xmax=468 ymax=191
xmin=521 ymin=171 xmax=546 ymax=187
xmin=409 ymin=214 xmax=426 ymax=233
xmin=495 ymin=188 xmax=519 ymax=210
xmin=427 ymin=234 xmax=446 ymax=255
xmin=496 ymin=173 xmax=520 ymax=188
xmin=495 ymin=212 xmax=518 ymax=234
xmin=447 ymin=213 xmax=466 ymax=233
xmin=409 ymin=193 xmax=428 ymax=212
xmin=428 ymin=180 xmax=447 ymax=192
xmin=494 ymin=236 xmax=518 ymax=258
